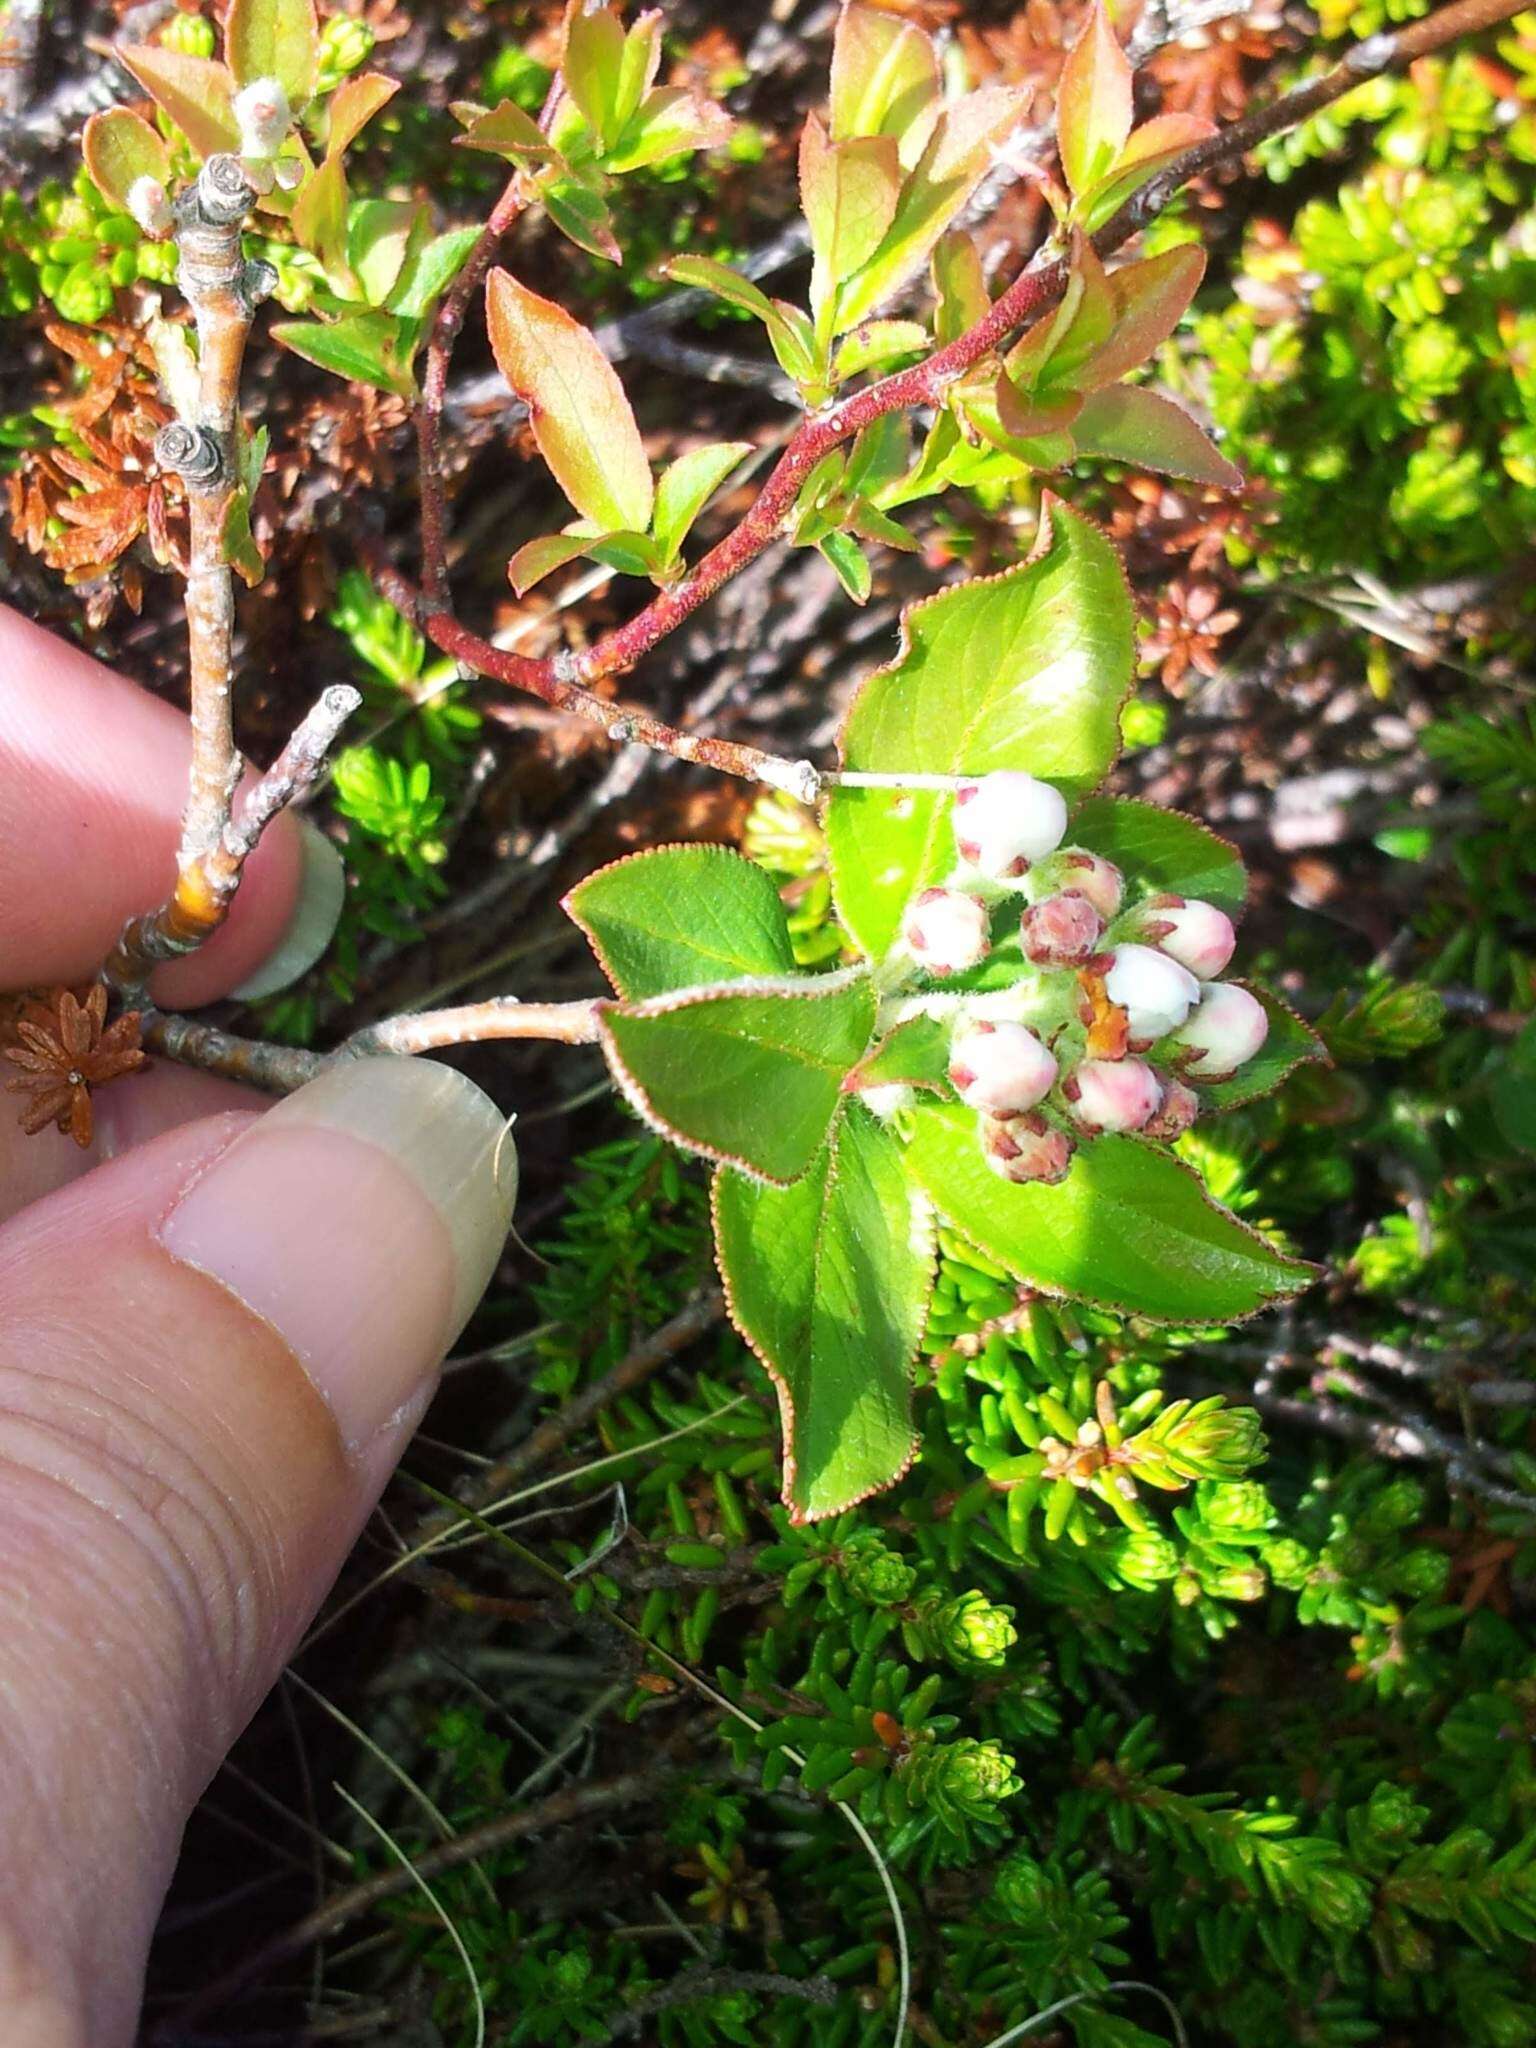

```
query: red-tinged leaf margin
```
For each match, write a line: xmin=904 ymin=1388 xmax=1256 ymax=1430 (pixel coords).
xmin=562 ymin=842 xmax=797 ymax=999
xmin=82 ymin=107 xmax=171 ymax=211
xmin=117 ymin=46 xmax=239 ymax=160
xmin=1056 ymin=0 xmax=1133 ymax=202
xmin=326 ymin=72 xmax=400 ymax=157
xmin=596 ymin=971 xmax=874 ymax=1187
xmin=1073 ymin=384 xmax=1243 ymax=491
xmin=710 ymin=1135 xmax=933 ymax=1522
xmin=906 ymin=1111 xmax=1318 ymax=1327
xmin=1070 ymin=794 xmax=1249 ymax=920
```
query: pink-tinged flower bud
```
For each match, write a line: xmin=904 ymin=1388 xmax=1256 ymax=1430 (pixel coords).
xmin=1143 ymin=1075 xmax=1199 ymax=1140
xmin=1170 ymin=983 xmax=1269 ymax=1078
xmin=1103 ymin=943 xmax=1201 ymax=1043
xmin=1064 ymin=1058 xmax=1163 ymax=1134
xmin=980 ymin=1111 xmax=1076 ymax=1185
xmin=953 ymin=772 xmax=1068 ymax=878
xmin=1148 ymin=897 xmax=1237 ymax=981
xmin=234 ymin=77 xmax=293 ymax=157
xmin=126 ymin=174 xmax=173 ymax=238
xmin=1059 ymin=849 xmax=1124 ymax=919
xmin=949 ymin=1019 xmax=1058 ymax=1115
xmin=905 ymin=888 xmax=990 ymax=975
xmin=1020 ymin=890 xmax=1102 ymax=966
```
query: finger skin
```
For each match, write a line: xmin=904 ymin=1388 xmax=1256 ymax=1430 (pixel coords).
xmin=0 ymin=1064 xmax=260 ymax=1224
xmin=0 ymin=604 xmax=306 ymax=1006
xmin=0 ymin=1115 xmax=446 ymax=2044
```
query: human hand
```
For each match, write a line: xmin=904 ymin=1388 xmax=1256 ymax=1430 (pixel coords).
xmin=0 ymin=607 xmax=516 ymax=2046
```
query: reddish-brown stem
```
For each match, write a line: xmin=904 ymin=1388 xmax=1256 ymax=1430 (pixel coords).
xmin=400 ymin=0 xmax=1526 ymax=729
xmin=417 ymin=168 xmax=529 ymax=604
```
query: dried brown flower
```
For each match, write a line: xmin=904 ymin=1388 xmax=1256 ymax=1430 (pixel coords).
xmin=3 ymin=984 xmax=148 ymax=1147
xmin=1141 ymin=578 xmax=1242 ymax=694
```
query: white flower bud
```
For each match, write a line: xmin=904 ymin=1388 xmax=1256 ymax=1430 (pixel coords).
xmin=953 ymin=771 xmax=1068 ymax=879
xmin=980 ymin=1111 xmax=1076 ymax=1185
xmin=949 ymin=1019 xmax=1058 ymax=1115
xmin=1057 ymin=849 xmax=1124 ymax=919
xmin=1143 ymin=1075 xmax=1199 ymax=1140
xmin=1170 ymin=982 xmax=1269 ymax=1078
xmin=1064 ymin=1058 xmax=1163 ymax=1134
xmin=1147 ymin=897 xmax=1237 ymax=981
xmin=1019 ymin=890 xmax=1102 ymax=966
xmin=1103 ymin=943 xmax=1201 ymax=1043
xmin=904 ymin=887 xmax=990 ymax=976
xmin=126 ymin=174 xmax=173 ymax=238
xmin=234 ymin=77 xmax=293 ymax=158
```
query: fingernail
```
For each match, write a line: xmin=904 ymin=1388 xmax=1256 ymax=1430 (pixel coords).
xmin=230 ymin=821 xmax=346 ymax=1002
xmin=155 ymin=1058 xmax=517 ymax=1452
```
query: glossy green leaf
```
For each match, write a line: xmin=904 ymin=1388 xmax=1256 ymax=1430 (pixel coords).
xmin=542 ymin=177 xmax=622 ymax=265
xmin=605 ymin=86 xmax=732 ymax=173
xmin=486 ymin=269 xmax=652 ymax=531
xmin=117 ymin=46 xmax=239 ymax=160
xmin=833 ymin=319 xmax=928 ymax=382
xmin=651 ymin=443 xmax=752 ymax=561
xmin=82 ymin=108 xmax=171 ymax=212
xmin=506 ymin=530 xmax=596 ymax=595
xmin=561 ymin=0 xmax=626 ymax=147
xmin=567 ymin=844 xmax=799 ymax=999
xmin=829 ymin=2 xmax=940 ymax=168
xmin=906 ymin=1100 xmax=1312 ymax=1322
xmin=715 ymin=1102 xmax=933 ymax=1520
xmin=1201 ymin=986 xmax=1328 ymax=1112
xmin=800 ymin=115 xmax=902 ymax=318
xmin=826 ymin=499 xmax=1134 ymax=960
xmin=1080 ymin=244 xmax=1206 ymax=389
xmin=225 ymin=0 xmax=319 ymax=105
xmin=1071 ymin=795 xmax=1246 ymax=912
xmin=271 ymin=309 xmax=419 ymax=397
xmin=601 ymin=974 xmax=877 ymax=1183
xmin=846 ymin=1014 xmax=952 ymax=1095
xmin=388 ymin=226 xmax=482 ymax=320
xmin=1073 ymin=385 xmax=1242 ymax=490
xmin=1056 ymin=0 xmax=1132 ymax=202
xmin=292 ymin=154 xmax=353 ymax=288
xmin=817 ymin=530 xmax=873 ymax=604
xmin=932 ymin=230 xmax=989 ymax=345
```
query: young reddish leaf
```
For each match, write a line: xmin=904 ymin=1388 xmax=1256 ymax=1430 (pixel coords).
xmin=1081 ymin=243 xmax=1207 ymax=388
xmin=225 ymin=0 xmax=319 ymax=106
xmin=1117 ymin=110 xmax=1217 ymax=172
xmin=82 ymin=108 xmax=171 ymax=213
xmin=1010 ymin=231 xmax=1116 ymax=393
xmin=117 ymin=46 xmax=239 ymax=160
xmin=507 ymin=530 xmax=601 ymax=595
xmin=1056 ymin=0 xmax=1133 ymax=202
xmin=714 ymin=1103 xmax=933 ymax=1522
xmin=454 ymin=97 xmax=563 ymax=164
xmin=486 ymin=269 xmax=653 ymax=532
xmin=830 ymin=1 xmax=941 ymax=168
xmin=325 ymin=71 xmax=399 ymax=157
xmin=800 ymin=114 xmax=902 ymax=318
xmin=1072 ymin=385 xmax=1242 ymax=488
xmin=562 ymin=0 xmax=626 ymax=148
xmin=994 ymin=374 xmax=1085 ymax=442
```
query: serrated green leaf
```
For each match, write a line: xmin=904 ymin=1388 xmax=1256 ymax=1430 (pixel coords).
xmin=651 ymin=443 xmax=752 ymax=561
xmin=715 ymin=1103 xmax=933 ymax=1520
xmin=82 ymin=108 xmax=171 ymax=213
xmin=1071 ymin=795 xmax=1246 ymax=912
xmin=567 ymin=844 xmax=799 ymax=998
xmin=117 ymin=46 xmax=239 ymax=160
xmin=906 ymin=1099 xmax=1311 ymax=1322
xmin=271 ymin=309 xmax=419 ymax=397
xmin=1073 ymin=385 xmax=1241 ymax=489
xmin=826 ymin=498 xmax=1134 ymax=960
xmin=1201 ymin=985 xmax=1328 ymax=1112
xmin=486 ymin=269 xmax=652 ymax=531
xmin=225 ymin=0 xmax=318 ymax=106
xmin=601 ymin=974 xmax=877 ymax=1183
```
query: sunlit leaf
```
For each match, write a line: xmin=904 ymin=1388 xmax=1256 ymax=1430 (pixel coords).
xmin=1072 ymin=385 xmax=1242 ymax=489
xmin=225 ymin=0 xmax=319 ymax=106
xmin=83 ymin=108 xmax=171 ymax=213
xmin=1056 ymin=0 xmax=1133 ymax=202
xmin=117 ymin=46 xmax=239 ymax=160
xmin=325 ymin=71 xmax=400 ymax=157
xmin=566 ymin=843 xmax=798 ymax=998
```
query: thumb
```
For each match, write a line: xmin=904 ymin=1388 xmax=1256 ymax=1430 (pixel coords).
xmin=0 ymin=1057 xmax=516 ymax=2048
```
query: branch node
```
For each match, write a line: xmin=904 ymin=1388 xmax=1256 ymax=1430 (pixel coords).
xmin=193 ymin=153 xmax=258 ymax=226
xmin=242 ymin=257 xmax=278 ymax=308
xmin=755 ymin=756 xmax=823 ymax=805
xmin=154 ymin=422 xmax=225 ymax=490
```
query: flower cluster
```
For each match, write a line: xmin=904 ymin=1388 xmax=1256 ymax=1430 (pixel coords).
xmin=900 ymin=773 xmax=1270 ymax=1183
